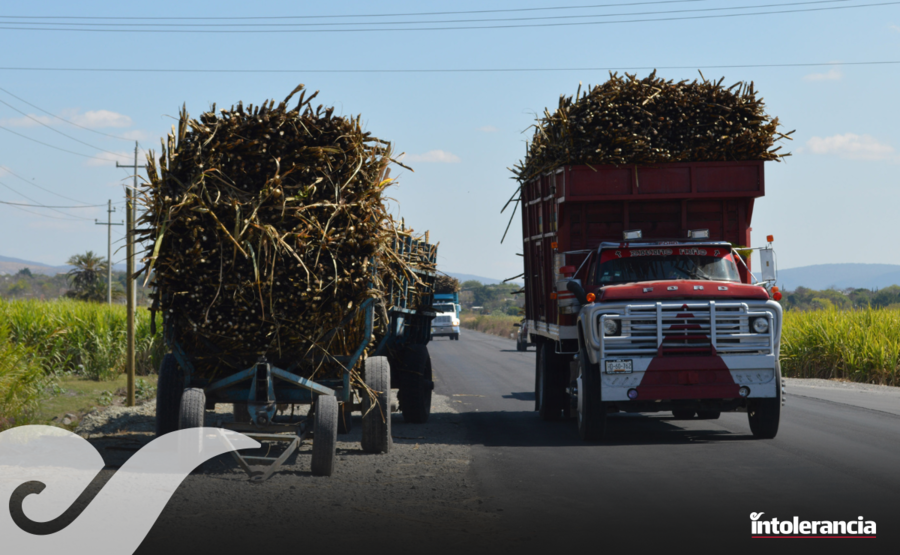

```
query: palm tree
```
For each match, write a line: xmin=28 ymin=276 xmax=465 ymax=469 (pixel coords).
xmin=65 ymin=251 xmax=108 ymax=303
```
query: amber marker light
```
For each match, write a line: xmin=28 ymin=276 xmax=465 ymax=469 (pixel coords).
xmin=586 ymin=293 xmax=596 ymax=303
xmin=551 ymin=242 xmax=558 ymax=250
xmin=550 ymin=292 xmax=558 ymax=300
xmin=767 ymin=235 xmax=774 ymax=242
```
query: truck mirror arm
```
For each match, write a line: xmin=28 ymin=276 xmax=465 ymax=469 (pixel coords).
xmin=567 ymin=280 xmax=589 ymax=305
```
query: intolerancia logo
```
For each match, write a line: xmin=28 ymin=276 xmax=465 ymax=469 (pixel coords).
xmin=751 ymin=512 xmax=877 ymax=538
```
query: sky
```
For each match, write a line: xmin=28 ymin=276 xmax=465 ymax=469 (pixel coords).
xmin=0 ymin=0 xmax=898 ymax=280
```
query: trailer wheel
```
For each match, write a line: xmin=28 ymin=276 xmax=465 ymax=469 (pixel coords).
xmin=748 ymin=369 xmax=782 ymax=439
xmin=399 ymin=345 xmax=432 ymax=424
xmin=538 ymin=343 xmax=567 ymax=421
xmin=577 ymin=343 xmax=607 ymax=440
xmin=362 ymin=356 xmax=392 ymax=453
xmin=671 ymin=410 xmax=695 ymax=419
xmin=516 ymin=339 xmax=526 ymax=352
xmin=179 ymin=388 xmax=206 ymax=429
xmin=337 ymin=402 xmax=353 ymax=434
xmin=696 ymin=410 xmax=721 ymax=420
xmin=155 ymin=354 xmax=184 ymax=437
xmin=311 ymin=395 xmax=338 ymax=476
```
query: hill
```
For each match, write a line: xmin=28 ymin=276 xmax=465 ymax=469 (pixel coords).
xmin=777 ymin=264 xmax=900 ymax=291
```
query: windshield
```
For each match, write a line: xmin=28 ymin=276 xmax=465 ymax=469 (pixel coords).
xmin=591 ymin=246 xmax=741 ymax=285
xmin=434 ymin=303 xmax=456 ymax=313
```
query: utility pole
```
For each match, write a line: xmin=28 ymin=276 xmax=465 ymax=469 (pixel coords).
xmin=116 ymin=141 xmax=142 ymax=407
xmin=95 ymin=200 xmax=123 ymax=305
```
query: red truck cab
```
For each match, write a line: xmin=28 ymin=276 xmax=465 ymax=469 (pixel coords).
xmin=521 ymin=162 xmax=782 ymax=440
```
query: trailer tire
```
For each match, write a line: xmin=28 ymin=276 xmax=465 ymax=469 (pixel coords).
xmin=362 ymin=356 xmax=392 ymax=453
xmin=311 ymin=395 xmax=338 ymax=476
xmin=538 ymin=343 xmax=567 ymax=421
xmin=155 ymin=354 xmax=184 ymax=437
xmin=179 ymin=388 xmax=206 ymax=429
xmin=337 ymin=402 xmax=353 ymax=434
xmin=696 ymin=410 xmax=721 ymax=420
xmin=748 ymin=369 xmax=782 ymax=439
xmin=671 ymin=410 xmax=695 ymax=420
xmin=399 ymin=345 xmax=432 ymax=424
xmin=577 ymin=342 xmax=607 ymax=440
xmin=517 ymin=339 xmax=526 ymax=352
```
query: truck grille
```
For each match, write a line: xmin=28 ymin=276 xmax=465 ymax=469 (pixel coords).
xmin=434 ymin=315 xmax=453 ymax=325
xmin=596 ymin=301 xmax=774 ymax=357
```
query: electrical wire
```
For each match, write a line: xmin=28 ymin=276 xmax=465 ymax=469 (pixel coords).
xmin=0 ymin=124 xmax=129 ymax=161
xmin=0 ymin=1 xmax=858 ymax=28
xmin=0 ymin=201 xmax=86 ymax=221
xmin=0 ymin=178 xmax=93 ymax=220
xmin=0 ymin=98 xmax=132 ymax=157
xmin=0 ymin=200 xmax=106 ymax=208
xmin=0 ymin=60 xmax=896 ymax=74
xmin=0 ymin=165 xmax=95 ymax=204
xmin=0 ymin=86 xmax=135 ymax=142
xmin=0 ymin=1 xmax=712 ymax=20
xmin=0 ymin=1 xmax=893 ymax=32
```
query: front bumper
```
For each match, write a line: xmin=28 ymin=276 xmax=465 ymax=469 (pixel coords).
xmin=597 ymin=354 xmax=779 ymax=402
xmin=431 ymin=325 xmax=460 ymax=337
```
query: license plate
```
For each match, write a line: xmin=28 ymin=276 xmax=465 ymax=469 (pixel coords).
xmin=605 ymin=359 xmax=633 ymax=374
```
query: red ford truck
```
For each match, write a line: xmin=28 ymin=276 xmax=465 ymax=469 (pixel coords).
xmin=521 ymin=161 xmax=783 ymax=440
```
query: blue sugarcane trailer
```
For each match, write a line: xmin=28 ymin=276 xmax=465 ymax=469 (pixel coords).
xmin=153 ymin=235 xmax=437 ymax=480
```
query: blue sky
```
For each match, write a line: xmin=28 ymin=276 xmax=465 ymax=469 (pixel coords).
xmin=0 ymin=0 xmax=898 ymax=279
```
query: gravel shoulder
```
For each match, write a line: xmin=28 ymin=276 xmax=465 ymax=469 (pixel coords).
xmin=784 ymin=377 xmax=900 ymax=417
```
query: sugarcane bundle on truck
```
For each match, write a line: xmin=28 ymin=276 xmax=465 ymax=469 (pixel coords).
xmin=513 ymin=71 xmax=792 ymax=440
xmin=138 ymin=85 xmax=436 ymax=478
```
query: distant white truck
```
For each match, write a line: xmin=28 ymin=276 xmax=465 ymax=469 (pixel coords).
xmin=431 ymin=296 xmax=460 ymax=341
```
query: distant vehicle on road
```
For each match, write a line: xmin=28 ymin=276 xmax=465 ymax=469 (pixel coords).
xmin=431 ymin=292 xmax=460 ymax=340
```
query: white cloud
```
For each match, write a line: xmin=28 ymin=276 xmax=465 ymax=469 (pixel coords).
xmin=890 ymin=23 xmax=900 ymax=32
xmin=803 ymin=68 xmax=842 ymax=81
xmin=806 ymin=133 xmax=895 ymax=161
xmin=402 ymin=150 xmax=461 ymax=163
xmin=118 ymin=129 xmax=149 ymax=141
xmin=0 ymin=109 xmax=132 ymax=129
xmin=84 ymin=151 xmax=133 ymax=167
xmin=478 ymin=125 xmax=499 ymax=133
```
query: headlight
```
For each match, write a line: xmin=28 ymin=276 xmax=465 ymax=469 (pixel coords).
xmin=751 ymin=317 xmax=769 ymax=333
xmin=602 ymin=319 xmax=620 ymax=336
xmin=452 ymin=319 xmax=460 ymax=326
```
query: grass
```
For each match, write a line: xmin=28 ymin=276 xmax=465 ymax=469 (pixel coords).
xmin=460 ymin=312 xmax=522 ymax=340
xmin=781 ymin=306 xmax=900 ymax=386
xmin=462 ymin=307 xmax=900 ymax=386
xmin=0 ymin=324 xmax=47 ymax=430
xmin=33 ymin=374 xmax=158 ymax=429
xmin=0 ymin=298 xmax=164 ymax=380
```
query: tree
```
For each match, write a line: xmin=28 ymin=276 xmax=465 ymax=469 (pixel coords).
xmin=65 ymin=251 xmax=109 ymax=303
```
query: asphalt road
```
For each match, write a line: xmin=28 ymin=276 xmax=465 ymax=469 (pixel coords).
xmin=429 ymin=328 xmax=900 ymax=554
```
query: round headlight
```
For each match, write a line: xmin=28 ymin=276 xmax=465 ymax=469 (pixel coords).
xmin=603 ymin=319 xmax=620 ymax=336
xmin=752 ymin=317 xmax=769 ymax=333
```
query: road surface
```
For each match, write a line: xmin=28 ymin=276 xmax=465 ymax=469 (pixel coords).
xmin=428 ymin=328 xmax=900 ymax=554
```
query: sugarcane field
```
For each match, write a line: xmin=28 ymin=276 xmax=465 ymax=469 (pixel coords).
xmin=1 ymin=3 xmax=899 ymax=554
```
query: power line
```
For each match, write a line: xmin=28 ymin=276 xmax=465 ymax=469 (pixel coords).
xmin=0 ymin=1 xmax=857 ymax=28
xmin=0 ymin=178 xmax=93 ymax=220
xmin=0 ymin=201 xmax=86 ymax=221
xmin=0 ymin=199 xmax=105 ymax=208
xmin=0 ymin=1 xmax=710 ymax=20
xmin=0 ymin=165 xmax=94 ymax=204
xmin=0 ymin=60 xmax=897 ymax=75
xmin=0 ymin=1 xmax=893 ymax=32
xmin=0 ymin=124 xmax=129 ymax=161
xmin=0 ymin=86 xmax=134 ymax=141
xmin=0 ymin=98 xmax=132 ymax=157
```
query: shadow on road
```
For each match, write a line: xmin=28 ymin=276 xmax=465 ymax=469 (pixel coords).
xmin=502 ymin=392 xmax=535 ymax=401
xmin=457 ymin=410 xmax=755 ymax=447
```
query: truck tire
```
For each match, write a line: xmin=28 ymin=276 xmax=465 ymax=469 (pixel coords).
xmin=311 ymin=395 xmax=338 ymax=476
xmin=748 ymin=369 xmax=782 ymax=439
xmin=362 ymin=356 xmax=392 ymax=453
xmin=398 ymin=345 xmax=432 ymax=424
xmin=538 ymin=343 xmax=567 ymax=421
xmin=516 ymin=339 xmax=526 ymax=352
xmin=337 ymin=401 xmax=353 ymax=434
xmin=671 ymin=410 xmax=695 ymax=419
xmin=577 ymin=342 xmax=607 ymax=441
xmin=696 ymin=410 xmax=721 ymax=420
xmin=155 ymin=354 xmax=184 ymax=437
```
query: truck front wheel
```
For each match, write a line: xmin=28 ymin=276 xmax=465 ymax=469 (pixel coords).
xmin=577 ymin=343 xmax=607 ymax=440
xmin=748 ymin=368 xmax=782 ymax=439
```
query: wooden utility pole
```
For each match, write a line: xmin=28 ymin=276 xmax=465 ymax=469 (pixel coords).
xmin=94 ymin=200 xmax=123 ymax=305
xmin=116 ymin=142 xmax=141 ymax=407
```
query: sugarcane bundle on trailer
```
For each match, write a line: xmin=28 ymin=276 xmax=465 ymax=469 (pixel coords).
xmin=138 ymin=85 xmax=438 ymax=477
xmin=512 ymin=70 xmax=794 ymax=183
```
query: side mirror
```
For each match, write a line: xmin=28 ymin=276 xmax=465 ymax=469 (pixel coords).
xmin=513 ymin=323 xmax=521 ymax=327
xmin=567 ymin=281 xmax=589 ymax=305
xmin=760 ymin=249 xmax=777 ymax=283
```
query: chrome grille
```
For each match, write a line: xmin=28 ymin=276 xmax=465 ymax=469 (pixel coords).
xmin=596 ymin=301 xmax=774 ymax=357
xmin=434 ymin=315 xmax=453 ymax=325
